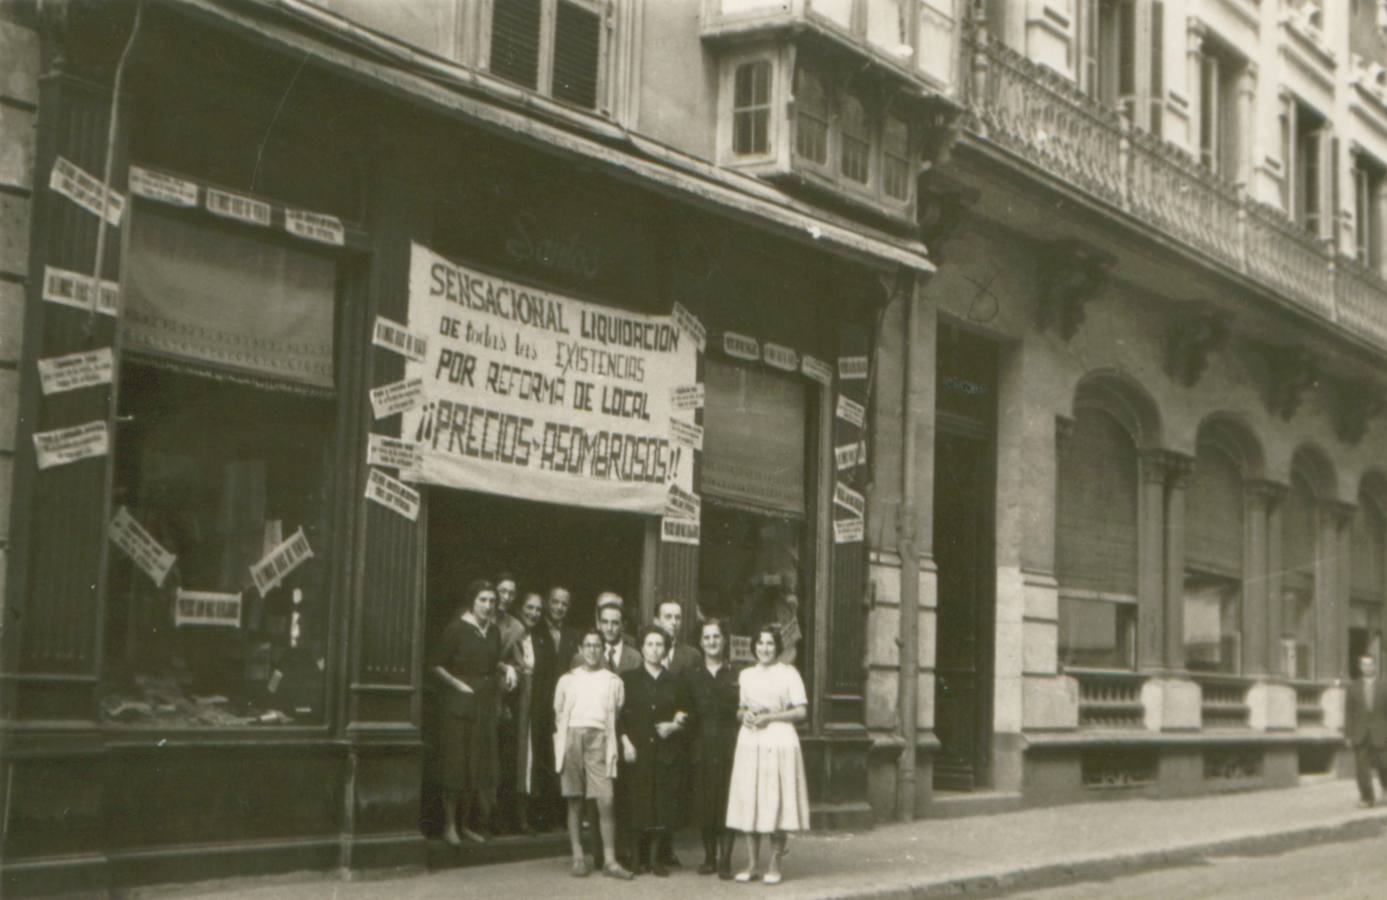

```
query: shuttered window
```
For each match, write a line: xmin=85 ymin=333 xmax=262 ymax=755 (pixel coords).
xmin=1056 ymin=407 xmax=1139 ymax=597
xmin=489 ymin=0 xmax=607 ymax=112
xmin=1186 ymin=443 xmax=1243 ymax=577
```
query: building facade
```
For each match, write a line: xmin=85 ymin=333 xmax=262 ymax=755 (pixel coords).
xmin=3 ymin=0 xmax=1387 ymax=896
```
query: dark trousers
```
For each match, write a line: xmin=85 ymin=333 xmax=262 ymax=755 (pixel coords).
xmin=1354 ymin=743 xmax=1387 ymax=801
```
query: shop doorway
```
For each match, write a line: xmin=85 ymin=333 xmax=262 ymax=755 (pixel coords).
xmin=419 ymin=488 xmax=646 ymax=838
xmin=932 ymin=327 xmax=998 ymax=791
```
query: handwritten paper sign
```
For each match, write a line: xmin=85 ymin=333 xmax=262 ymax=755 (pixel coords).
xmin=205 ymin=187 xmax=271 ymax=226
xmin=835 ymin=440 xmax=866 ymax=471
xmin=836 ymin=394 xmax=866 ymax=428
xmin=34 ymin=420 xmax=108 ymax=469
xmin=665 ymin=484 xmax=702 ymax=520
xmin=37 ymin=348 xmax=113 ymax=395
xmin=367 ymin=434 xmax=422 ymax=471
xmin=833 ymin=482 xmax=866 ymax=518
xmin=670 ymin=417 xmax=704 ymax=450
xmin=250 ymin=527 xmax=314 ymax=597
xmin=369 ymin=376 xmax=426 ymax=419
xmin=401 ymin=244 xmax=697 ymax=514
xmin=42 ymin=266 xmax=118 ymax=316
xmin=671 ymin=302 xmax=706 ymax=353
xmin=109 ymin=506 xmax=176 ymax=586
xmin=838 ymin=356 xmax=869 ymax=380
xmin=834 ymin=517 xmax=865 ymax=544
xmin=50 ymin=156 xmax=124 ymax=225
xmin=372 ymin=315 xmax=428 ymax=363
xmin=285 ymin=208 xmax=345 ymax=246
xmin=175 ymin=589 xmax=242 ymax=628
xmin=661 ymin=516 xmax=701 ymax=545
xmin=129 ymin=166 xmax=198 ymax=207
xmin=366 ymin=467 xmax=421 ymax=521
xmin=671 ymin=383 xmax=705 ymax=411
xmin=723 ymin=332 xmax=760 ymax=361
xmin=763 ymin=343 xmax=798 ymax=372
xmin=801 ymin=354 xmax=833 ymax=386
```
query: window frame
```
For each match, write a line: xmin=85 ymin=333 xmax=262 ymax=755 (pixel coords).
xmin=1059 ymin=589 xmax=1139 ymax=671
xmin=719 ymin=50 xmax=787 ymax=167
xmin=480 ymin=0 xmax=612 ymax=115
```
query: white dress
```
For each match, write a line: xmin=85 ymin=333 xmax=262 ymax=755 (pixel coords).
xmin=724 ymin=663 xmax=811 ymax=833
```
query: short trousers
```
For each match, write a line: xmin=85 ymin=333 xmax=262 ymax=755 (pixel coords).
xmin=560 ymin=727 xmax=612 ymax=800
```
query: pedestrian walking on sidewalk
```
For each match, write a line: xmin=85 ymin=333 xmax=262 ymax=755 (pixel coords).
xmin=553 ymin=630 xmax=634 ymax=879
xmin=725 ymin=624 xmax=810 ymax=885
xmin=685 ymin=618 xmax=740 ymax=879
xmin=1347 ymin=653 xmax=1387 ymax=807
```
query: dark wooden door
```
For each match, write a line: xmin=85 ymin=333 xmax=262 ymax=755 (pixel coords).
xmin=932 ymin=425 xmax=995 ymax=790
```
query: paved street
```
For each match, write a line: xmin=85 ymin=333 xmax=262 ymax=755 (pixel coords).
xmin=140 ymin=780 xmax=1387 ymax=900
xmin=1012 ymin=833 xmax=1387 ymax=900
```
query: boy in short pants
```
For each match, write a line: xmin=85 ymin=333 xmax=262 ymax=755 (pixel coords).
xmin=554 ymin=630 xmax=633 ymax=879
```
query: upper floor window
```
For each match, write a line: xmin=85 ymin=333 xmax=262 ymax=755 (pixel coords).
xmin=1080 ymin=0 xmax=1163 ymax=131
xmin=1282 ymin=96 xmax=1331 ymax=237
xmin=882 ymin=116 xmax=911 ymax=200
xmin=733 ymin=60 xmax=773 ymax=156
xmin=795 ymin=68 xmax=830 ymax=165
xmin=1198 ymin=37 xmax=1248 ymax=182
xmin=1354 ymin=151 xmax=1386 ymax=270
xmin=488 ymin=0 xmax=607 ymax=111
xmin=839 ymin=95 xmax=872 ymax=184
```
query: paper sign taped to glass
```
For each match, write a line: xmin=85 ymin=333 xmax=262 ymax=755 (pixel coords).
xmin=175 ymin=589 xmax=242 ymax=628
xmin=37 ymin=347 xmax=114 ymax=396
xmin=34 ymin=420 xmax=109 ymax=469
xmin=250 ymin=527 xmax=314 ymax=597
xmin=109 ymin=506 xmax=176 ymax=587
xmin=402 ymin=242 xmax=697 ymax=514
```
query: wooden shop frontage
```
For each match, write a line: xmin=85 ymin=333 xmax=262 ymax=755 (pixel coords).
xmin=0 ymin=3 xmax=932 ymax=895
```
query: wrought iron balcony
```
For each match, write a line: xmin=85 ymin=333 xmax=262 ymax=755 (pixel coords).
xmin=965 ymin=31 xmax=1387 ymax=355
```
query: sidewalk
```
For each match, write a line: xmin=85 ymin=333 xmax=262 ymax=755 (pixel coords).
xmin=147 ymin=779 xmax=1387 ymax=900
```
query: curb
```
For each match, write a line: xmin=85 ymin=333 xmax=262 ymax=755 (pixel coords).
xmin=821 ymin=809 xmax=1387 ymax=900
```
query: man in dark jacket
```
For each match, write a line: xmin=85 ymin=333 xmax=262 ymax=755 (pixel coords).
xmin=532 ymin=585 xmax=580 ymax=827
xmin=1347 ymin=654 xmax=1387 ymax=808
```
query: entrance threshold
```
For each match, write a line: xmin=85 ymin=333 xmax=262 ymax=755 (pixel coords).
xmin=923 ymin=790 xmax=1024 ymax=820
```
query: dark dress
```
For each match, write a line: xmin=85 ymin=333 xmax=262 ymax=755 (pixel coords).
xmin=431 ymin=615 xmax=503 ymax=809
xmin=685 ymin=661 xmax=740 ymax=828
xmin=619 ymin=665 xmax=693 ymax=831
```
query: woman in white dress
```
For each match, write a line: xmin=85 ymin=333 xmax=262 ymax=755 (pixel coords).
xmin=724 ymin=624 xmax=810 ymax=884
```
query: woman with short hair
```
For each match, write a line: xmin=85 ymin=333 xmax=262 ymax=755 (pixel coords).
xmin=685 ymin=618 xmax=740 ymax=878
xmin=430 ymin=579 xmax=516 ymax=846
xmin=725 ymin=624 xmax=810 ymax=884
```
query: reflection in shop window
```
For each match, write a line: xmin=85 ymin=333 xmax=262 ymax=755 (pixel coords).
xmin=1059 ymin=594 xmax=1136 ymax=669
xmin=699 ymin=359 xmax=811 ymax=676
xmin=1183 ymin=574 xmax=1241 ymax=673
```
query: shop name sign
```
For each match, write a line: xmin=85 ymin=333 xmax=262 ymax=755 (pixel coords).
xmin=403 ymin=243 xmax=696 ymax=514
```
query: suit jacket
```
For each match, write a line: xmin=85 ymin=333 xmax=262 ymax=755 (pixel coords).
xmin=665 ymin=643 xmax=701 ymax=675
xmin=575 ymin=640 xmax=641 ymax=673
xmin=1346 ymin=675 xmax=1387 ymax=748
xmin=532 ymin=623 xmax=580 ymax=731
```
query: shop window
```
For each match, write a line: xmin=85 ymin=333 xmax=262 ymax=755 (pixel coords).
xmin=733 ymin=60 xmax=773 ymax=156
xmin=1056 ymin=406 xmax=1139 ymax=669
xmin=488 ymin=0 xmax=607 ymax=112
xmin=1184 ymin=441 xmax=1244 ymax=673
xmin=839 ymin=94 xmax=872 ymax=184
xmin=101 ymin=204 xmax=338 ymax=728
xmin=699 ymin=359 xmax=812 ymax=675
xmin=1282 ymin=474 xmax=1318 ymax=678
xmin=1350 ymin=491 xmax=1386 ymax=677
xmin=794 ymin=67 xmax=830 ymax=166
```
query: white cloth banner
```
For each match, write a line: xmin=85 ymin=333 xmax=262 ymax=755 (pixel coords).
xmin=402 ymin=243 xmax=696 ymax=514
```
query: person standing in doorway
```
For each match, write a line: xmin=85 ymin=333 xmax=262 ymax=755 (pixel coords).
xmin=430 ymin=579 xmax=516 ymax=847
xmin=554 ymin=630 xmax=634 ymax=879
xmin=590 ymin=596 xmax=641 ymax=673
xmin=655 ymin=599 xmax=701 ymax=675
xmin=619 ymin=626 xmax=693 ymax=877
xmin=493 ymin=573 xmax=526 ymax=833
xmin=726 ymin=624 xmax=810 ymax=884
xmin=507 ymin=590 xmax=545 ymax=834
xmin=686 ymin=618 xmax=740 ymax=878
xmin=1347 ymin=654 xmax=1387 ymax=808
xmin=532 ymin=585 xmax=580 ymax=829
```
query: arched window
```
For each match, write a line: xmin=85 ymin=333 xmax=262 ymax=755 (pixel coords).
xmin=1184 ymin=441 xmax=1243 ymax=673
xmin=839 ymin=94 xmax=871 ymax=184
xmin=1350 ymin=490 xmax=1385 ymax=677
xmin=1281 ymin=473 xmax=1317 ymax=679
xmin=1056 ymin=407 xmax=1139 ymax=668
xmin=794 ymin=66 xmax=829 ymax=166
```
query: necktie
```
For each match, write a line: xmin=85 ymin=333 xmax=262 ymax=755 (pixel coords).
xmin=608 ymin=647 xmax=618 ymax=670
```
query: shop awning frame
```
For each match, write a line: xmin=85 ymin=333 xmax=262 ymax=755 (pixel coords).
xmin=169 ymin=0 xmax=936 ymax=276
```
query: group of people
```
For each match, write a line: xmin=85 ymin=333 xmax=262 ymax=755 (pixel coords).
xmin=429 ymin=577 xmax=811 ymax=883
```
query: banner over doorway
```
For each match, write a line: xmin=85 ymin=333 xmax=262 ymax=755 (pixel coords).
xmin=402 ymin=243 xmax=696 ymax=514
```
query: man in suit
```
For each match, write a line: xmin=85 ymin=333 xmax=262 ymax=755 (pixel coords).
xmin=532 ymin=585 xmax=581 ymax=827
xmin=654 ymin=600 xmax=701 ymax=674
xmin=1347 ymin=654 xmax=1387 ymax=808
xmin=589 ymin=596 xmax=641 ymax=673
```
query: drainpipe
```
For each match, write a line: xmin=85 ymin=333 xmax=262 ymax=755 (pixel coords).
xmin=896 ymin=273 xmax=920 ymax=822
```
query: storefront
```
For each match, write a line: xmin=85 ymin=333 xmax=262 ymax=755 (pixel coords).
xmin=1 ymin=5 xmax=924 ymax=894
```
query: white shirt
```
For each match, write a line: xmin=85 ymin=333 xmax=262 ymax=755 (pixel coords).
xmin=567 ymin=667 xmax=616 ymax=730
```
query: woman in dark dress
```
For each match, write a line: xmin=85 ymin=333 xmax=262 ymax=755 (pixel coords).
xmin=685 ymin=618 xmax=741 ymax=879
xmin=430 ymin=579 xmax=516 ymax=846
xmin=618 ymin=626 xmax=693 ymax=876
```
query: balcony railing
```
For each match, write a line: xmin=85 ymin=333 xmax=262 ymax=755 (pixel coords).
xmin=1193 ymin=674 xmax=1252 ymax=729
xmin=1073 ymin=669 xmax=1147 ymax=729
xmin=965 ymin=31 xmax=1387 ymax=355
xmin=1292 ymin=681 xmax=1327 ymax=727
